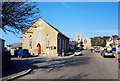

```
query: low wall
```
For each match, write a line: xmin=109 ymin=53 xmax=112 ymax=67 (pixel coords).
xmin=2 ymin=51 xmax=11 ymax=71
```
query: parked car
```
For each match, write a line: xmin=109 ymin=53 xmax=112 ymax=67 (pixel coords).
xmin=74 ymin=50 xmax=82 ymax=56
xmin=93 ymin=48 xmax=95 ymax=50
xmin=95 ymin=49 xmax=100 ymax=53
xmin=18 ymin=49 xmax=30 ymax=58
xmin=102 ymin=50 xmax=114 ymax=57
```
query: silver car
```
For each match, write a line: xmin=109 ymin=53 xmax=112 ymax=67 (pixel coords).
xmin=102 ymin=50 xmax=114 ymax=57
xmin=74 ymin=50 xmax=82 ymax=56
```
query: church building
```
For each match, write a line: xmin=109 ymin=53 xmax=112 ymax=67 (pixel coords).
xmin=22 ymin=18 xmax=69 ymax=56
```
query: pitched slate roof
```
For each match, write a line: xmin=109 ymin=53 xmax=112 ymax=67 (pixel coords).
xmin=6 ymin=45 xmax=12 ymax=47
xmin=11 ymin=42 xmax=22 ymax=49
xmin=112 ymin=35 xmax=118 ymax=38
xmin=44 ymin=20 xmax=69 ymax=39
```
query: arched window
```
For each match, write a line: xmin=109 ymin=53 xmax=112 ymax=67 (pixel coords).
xmin=37 ymin=32 xmax=41 ymax=41
xmin=84 ymin=39 xmax=87 ymax=43
xmin=29 ymin=35 xmax=32 ymax=49
xmin=46 ymin=34 xmax=49 ymax=48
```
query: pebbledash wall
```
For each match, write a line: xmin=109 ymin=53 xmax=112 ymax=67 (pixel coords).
xmin=22 ymin=18 xmax=69 ymax=56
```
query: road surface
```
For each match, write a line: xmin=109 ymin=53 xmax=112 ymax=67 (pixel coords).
xmin=3 ymin=50 xmax=118 ymax=79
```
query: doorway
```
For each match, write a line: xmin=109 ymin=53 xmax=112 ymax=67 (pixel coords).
xmin=37 ymin=43 xmax=41 ymax=54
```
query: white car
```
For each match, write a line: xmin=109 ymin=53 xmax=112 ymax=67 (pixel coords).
xmin=74 ymin=50 xmax=82 ymax=56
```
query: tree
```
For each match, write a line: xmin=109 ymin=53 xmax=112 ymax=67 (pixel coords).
xmin=118 ymin=45 xmax=120 ymax=48
xmin=112 ymin=40 xmax=117 ymax=48
xmin=101 ymin=40 xmax=106 ymax=47
xmin=75 ymin=42 xmax=79 ymax=47
xmin=80 ymin=40 xmax=84 ymax=49
xmin=1 ymin=2 xmax=40 ymax=34
xmin=91 ymin=39 xmax=106 ymax=47
xmin=110 ymin=40 xmax=117 ymax=48
xmin=110 ymin=44 xmax=113 ymax=48
xmin=91 ymin=41 xmax=95 ymax=46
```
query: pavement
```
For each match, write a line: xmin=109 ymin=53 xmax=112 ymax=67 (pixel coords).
xmin=2 ymin=69 xmax=32 ymax=81
xmin=114 ymin=53 xmax=119 ymax=59
xmin=2 ymin=50 xmax=119 ymax=80
xmin=2 ymin=53 xmax=74 ymax=80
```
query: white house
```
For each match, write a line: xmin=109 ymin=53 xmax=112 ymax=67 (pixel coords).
xmin=106 ymin=36 xmax=119 ymax=47
xmin=10 ymin=42 xmax=22 ymax=56
xmin=106 ymin=38 xmax=113 ymax=47
xmin=5 ymin=45 xmax=12 ymax=51
xmin=106 ymin=36 xmax=120 ymax=53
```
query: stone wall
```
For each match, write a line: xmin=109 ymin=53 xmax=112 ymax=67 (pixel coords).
xmin=23 ymin=18 xmax=66 ymax=56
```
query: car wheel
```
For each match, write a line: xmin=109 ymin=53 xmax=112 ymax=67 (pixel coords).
xmin=25 ymin=55 xmax=28 ymax=58
xmin=19 ymin=56 xmax=22 ymax=58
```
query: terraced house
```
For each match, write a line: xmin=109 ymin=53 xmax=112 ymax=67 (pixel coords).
xmin=22 ymin=18 xmax=69 ymax=56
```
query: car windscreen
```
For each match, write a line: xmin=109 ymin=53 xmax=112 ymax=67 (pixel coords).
xmin=23 ymin=49 xmax=28 ymax=52
xmin=107 ymin=51 xmax=112 ymax=53
xmin=75 ymin=50 xmax=81 ymax=52
xmin=105 ymin=51 xmax=112 ymax=53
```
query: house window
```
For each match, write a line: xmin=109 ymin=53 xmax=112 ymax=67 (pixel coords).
xmin=37 ymin=32 xmax=41 ymax=41
xmin=65 ymin=40 xmax=66 ymax=49
xmin=29 ymin=35 xmax=32 ymax=49
xmin=59 ymin=38 xmax=61 ymax=50
xmin=84 ymin=39 xmax=87 ymax=43
xmin=46 ymin=34 xmax=49 ymax=48
xmin=49 ymin=46 xmax=56 ymax=50
xmin=62 ymin=39 xmax=64 ymax=49
xmin=54 ymin=47 xmax=56 ymax=49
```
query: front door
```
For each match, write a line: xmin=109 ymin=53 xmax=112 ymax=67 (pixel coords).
xmin=37 ymin=43 xmax=41 ymax=54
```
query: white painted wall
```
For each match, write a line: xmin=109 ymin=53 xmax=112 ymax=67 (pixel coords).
xmin=82 ymin=37 xmax=91 ymax=49
xmin=106 ymin=40 xmax=113 ymax=47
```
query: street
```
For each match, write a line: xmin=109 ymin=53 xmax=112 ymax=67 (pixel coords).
xmin=3 ymin=50 xmax=118 ymax=79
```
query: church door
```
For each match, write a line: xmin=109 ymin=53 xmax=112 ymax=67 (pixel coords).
xmin=37 ymin=43 xmax=41 ymax=54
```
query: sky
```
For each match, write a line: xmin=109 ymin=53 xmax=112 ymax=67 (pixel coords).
xmin=1 ymin=2 xmax=118 ymax=45
xmin=30 ymin=0 xmax=120 ymax=2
